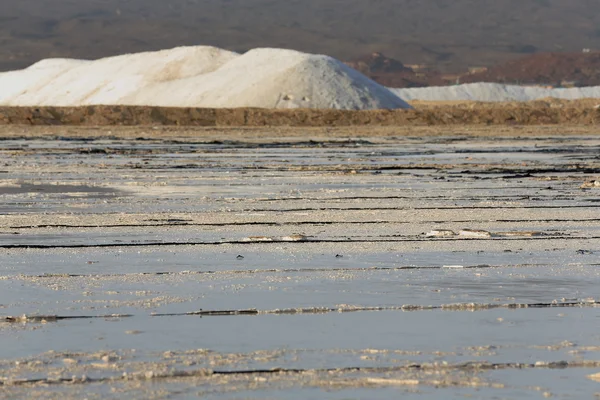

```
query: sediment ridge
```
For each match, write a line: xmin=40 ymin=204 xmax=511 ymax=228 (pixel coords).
xmin=1 ymin=102 xmax=599 ymax=126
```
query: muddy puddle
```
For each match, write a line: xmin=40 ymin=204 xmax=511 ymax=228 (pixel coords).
xmin=1 ymin=126 xmax=600 ymax=398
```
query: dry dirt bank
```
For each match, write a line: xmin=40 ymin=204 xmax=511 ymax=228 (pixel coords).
xmin=1 ymin=124 xmax=598 ymax=142
xmin=0 ymin=101 xmax=599 ymax=127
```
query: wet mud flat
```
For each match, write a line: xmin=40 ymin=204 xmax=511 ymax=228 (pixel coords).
xmin=1 ymin=125 xmax=600 ymax=399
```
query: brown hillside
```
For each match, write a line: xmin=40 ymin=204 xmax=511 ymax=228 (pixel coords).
xmin=1 ymin=0 xmax=599 ymax=73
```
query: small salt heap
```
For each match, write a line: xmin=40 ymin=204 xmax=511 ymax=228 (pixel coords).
xmin=391 ymin=82 xmax=600 ymax=102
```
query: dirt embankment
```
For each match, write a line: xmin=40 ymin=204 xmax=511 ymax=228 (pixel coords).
xmin=0 ymin=102 xmax=599 ymax=127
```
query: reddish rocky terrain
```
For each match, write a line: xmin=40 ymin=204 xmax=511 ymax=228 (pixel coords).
xmin=461 ymin=52 xmax=600 ymax=87
xmin=345 ymin=53 xmax=446 ymax=88
xmin=352 ymin=52 xmax=600 ymax=88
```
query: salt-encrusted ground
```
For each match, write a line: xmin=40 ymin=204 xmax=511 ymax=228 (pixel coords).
xmin=1 ymin=125 xmax=600 ymax=399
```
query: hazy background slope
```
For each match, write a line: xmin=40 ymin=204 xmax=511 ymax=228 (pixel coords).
xmin=2 ymin=0 xmax=599 ymax=72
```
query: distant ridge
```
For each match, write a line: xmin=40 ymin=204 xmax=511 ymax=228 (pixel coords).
xmin=2 ymin=0 xmax=598 ymax=73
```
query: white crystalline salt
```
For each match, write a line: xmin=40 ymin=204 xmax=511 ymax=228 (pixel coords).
xmin=0 ymin=46 xmax=411 ymax=110
xmin=391 ymin=82 xmax=600 ymax=102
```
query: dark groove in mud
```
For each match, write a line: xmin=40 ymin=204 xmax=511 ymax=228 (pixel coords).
xmin=253 ymin=195 xmax=578 ymax=202
xmin=10 ymin=217 xmax=600 ymax=229
xmin=2 ymin=359 xmax=600 ymax=387
xmin=22 ymin=264 xmax=508 ymax=279
xmin=245 ymin=205 xmax=600 ymax=212
xmin=1 ymin=234 xmax=597 ymax=249
xmin=3 ymin=300 xmax=598 ymax=325
xmin=285 ymin=166 xmax=600 ymax=174
xmin=451 ymin=167 xmax=600 ymax=175
xmin=2 ymin=314 xmax=133 ymax=323
xmin=156 ymin=300 xmax=600 ymax=316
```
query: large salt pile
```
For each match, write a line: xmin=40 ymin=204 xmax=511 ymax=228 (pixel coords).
xmin=391 ymin=82 xmax=600 ymax=102
xmin=0 ymin=46 xmax=411 ymax=110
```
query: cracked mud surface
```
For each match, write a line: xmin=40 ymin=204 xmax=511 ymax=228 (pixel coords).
xmin=1 ymin=125 xmax=600 ymax=398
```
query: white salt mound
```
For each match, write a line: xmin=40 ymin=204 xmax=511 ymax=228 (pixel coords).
xmin=0 ymin=59 xmax=90 ymax=104
xmin=0 ymin=46 xmax=410 ymax=110
xmin=129 ymin=48 xmax=410 ymax=109
xmin=1 ymin=46 xmax=238 ymax=107
xmin=391 ymin=82 xmax=600 ymax=102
